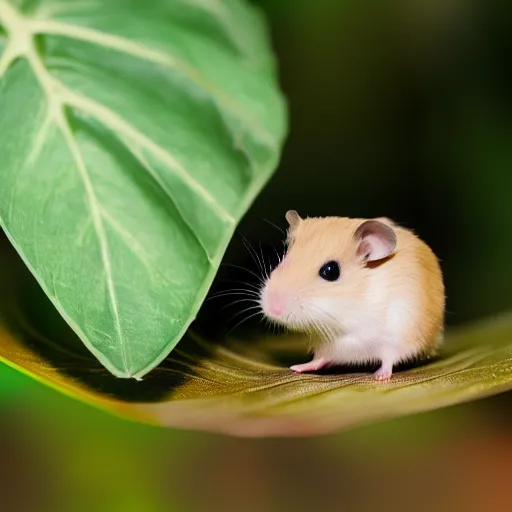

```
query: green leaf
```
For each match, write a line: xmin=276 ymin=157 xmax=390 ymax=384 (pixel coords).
xmin=1 ymin=240 xmax=512 ymax=438
xmin=0 ymin=0 xmax=287 ymax=378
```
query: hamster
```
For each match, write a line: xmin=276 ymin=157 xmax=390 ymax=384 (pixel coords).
xmin=259 ymin=211 xmax=445 ymax=381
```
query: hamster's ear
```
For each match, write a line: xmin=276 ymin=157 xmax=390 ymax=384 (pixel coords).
xmin=374 ymin=217 xmax=395 ymax=226
xmin=285 ymin=210 xmax=302 ymax=229
xmin=354 ymin=220 xmax=397 ymax=262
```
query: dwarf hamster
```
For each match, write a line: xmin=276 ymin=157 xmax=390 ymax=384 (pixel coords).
xmin=259 ymin=211 xmax=445 ymax=381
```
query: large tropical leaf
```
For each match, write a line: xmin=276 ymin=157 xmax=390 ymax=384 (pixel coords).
xmin=0 ymin=0 xmax=286 ymax=378
xmin=1 ymin=238 xmax=512 ymax=438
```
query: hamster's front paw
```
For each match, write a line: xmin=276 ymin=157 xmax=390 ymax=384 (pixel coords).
xmin=290 ymin=358 xmax=329 ymax=373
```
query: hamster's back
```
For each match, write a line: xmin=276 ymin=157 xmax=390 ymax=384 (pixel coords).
xmin=388 ymin=224 xmax=445 ymax=354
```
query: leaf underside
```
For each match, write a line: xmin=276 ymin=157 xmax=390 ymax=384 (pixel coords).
xmin=1 ymin=242 xmax=512 ymax=438
xmin=0 ymin=0 xmax=287 ymax=378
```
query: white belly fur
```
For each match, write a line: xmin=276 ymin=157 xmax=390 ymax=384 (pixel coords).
xmin=313 ymin=298 xmax=423 ymax=366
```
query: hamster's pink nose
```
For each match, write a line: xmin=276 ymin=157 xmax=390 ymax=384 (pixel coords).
xmin=264 ymin=293 xmax=288 ymax=318
xmin=268 ymin=297 xmax=286 ymax=317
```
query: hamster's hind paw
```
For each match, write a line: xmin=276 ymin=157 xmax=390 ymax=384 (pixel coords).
xmin=373 ymin=363 xmax=393 ymax=381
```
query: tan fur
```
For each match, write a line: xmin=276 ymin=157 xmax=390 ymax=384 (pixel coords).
xmin=260 ymin=214 xmax=445 ymax=380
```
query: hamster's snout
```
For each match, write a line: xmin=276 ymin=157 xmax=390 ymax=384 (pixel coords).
xmin=260 ymin=284 xmax=291 ymax=321
xmin=259 ymin=255 xmax=300 ymax=324
xmin=264 ymin=294 xmax=287 ymax=318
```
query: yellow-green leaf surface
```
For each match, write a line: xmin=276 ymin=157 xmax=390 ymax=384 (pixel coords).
xmin=0 ymin=0 xmax=286 ymax=378
xmin=2 ymin=241 xmax=512 ymax=437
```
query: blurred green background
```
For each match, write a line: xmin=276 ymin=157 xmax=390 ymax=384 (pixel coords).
xmin=2 ymin=0 xmax=512 ymax=510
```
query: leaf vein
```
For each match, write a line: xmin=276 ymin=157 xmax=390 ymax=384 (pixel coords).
xmin=61 ymin=87 xmax=235 ymax=227
xmin=98 ymin=205 xmax=175 ymax=282
xmin=56 ymin=110 xmax=129 ymax=372
xmin=127 ymin=147 xmax=214 ymax=264
xmin=12 ymin=25 xmax=132 ymax=375
xmin=29 ymin=18 xmax=276 ymax=148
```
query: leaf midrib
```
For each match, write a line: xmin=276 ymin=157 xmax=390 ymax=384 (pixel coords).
xmin=0 ymin=1 xmax=241 ymax=225
xmin=0 ymin=0 xmax=230 ymax=376
xmin=0 ymin=1 xmax=131 ymax=373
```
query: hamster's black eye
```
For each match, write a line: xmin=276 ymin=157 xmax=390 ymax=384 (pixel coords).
xmin=319 ymin=260 xmax=340 ymax=281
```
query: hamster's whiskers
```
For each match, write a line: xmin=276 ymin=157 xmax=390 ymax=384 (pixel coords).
xmin=240 ymin=236 xmax=271 ymax=282
xmin=221 ymin=263 xmax=265 ymax=287
xmin=208 ymin=288 xmax=260 ymax=300
xmin=262 ymin=217 xmax=286 ymax=236
xmin=225 ymin=305 xmax=264 ymax=336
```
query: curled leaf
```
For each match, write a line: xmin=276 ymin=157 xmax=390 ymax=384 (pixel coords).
xmin=1 ymin=239 xmax=512 ymax=437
